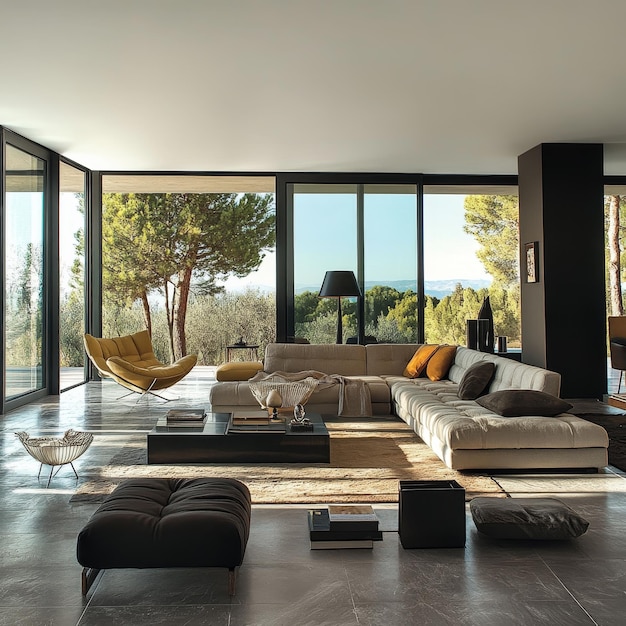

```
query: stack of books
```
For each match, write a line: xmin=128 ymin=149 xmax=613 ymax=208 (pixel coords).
xmin=165 ymin=408 xmax=207 ymax=426
xmin=227 ymin=412 xmax=286 ymax=434
xmin=308 ymin=505 xmax=382 ymax=549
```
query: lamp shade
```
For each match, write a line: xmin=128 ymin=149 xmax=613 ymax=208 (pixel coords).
xmin=318 ymin=271 xmax=362 ymax=298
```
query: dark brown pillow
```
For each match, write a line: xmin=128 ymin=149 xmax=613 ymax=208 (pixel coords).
xmin=475 ymin=389 xmax=572 ymax=417
xmin=458 ymin=361 xmax=495 ymax=400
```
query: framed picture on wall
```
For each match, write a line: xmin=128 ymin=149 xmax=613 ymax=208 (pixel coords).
xmin=525 ymin=241 xmax=539 ymax=283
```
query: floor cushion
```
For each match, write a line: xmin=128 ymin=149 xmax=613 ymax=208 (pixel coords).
xmin=470 ymin=497 xmax=589 ymax=540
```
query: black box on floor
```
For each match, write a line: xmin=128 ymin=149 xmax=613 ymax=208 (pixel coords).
xmin=398 ymin=480 xmax=466 ymax=549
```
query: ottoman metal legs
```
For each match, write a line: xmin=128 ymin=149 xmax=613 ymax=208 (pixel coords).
xmin=77 ymin=477 xmax=252 ymax=595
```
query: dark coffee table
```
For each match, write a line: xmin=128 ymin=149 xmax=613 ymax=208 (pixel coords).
xmin=147 ymin=412 xmax=330 ymax=464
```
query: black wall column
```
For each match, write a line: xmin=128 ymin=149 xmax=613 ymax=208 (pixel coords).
xmin=518 ymin=143 xmax=605 ymax=398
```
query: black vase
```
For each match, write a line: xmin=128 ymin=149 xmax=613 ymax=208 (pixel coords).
xmin=477 ymin=296 xmax=495 ymax=353
xmin=466 ymin=319 xmax=479 ymax=350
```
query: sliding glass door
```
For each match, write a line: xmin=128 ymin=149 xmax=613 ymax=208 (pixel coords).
xmin=59 ymin=161 xmax=87 ymax=389
xmin=4 ymin=143 xmax=47 ymax=399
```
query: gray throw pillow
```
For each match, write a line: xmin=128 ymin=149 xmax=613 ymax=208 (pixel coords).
xmin=470 ymin=497 xmax=589 ymax=540
xmin=458 ymin=361 xmax=495 ymax=400
xmin=475 ymin=389 xmax=572 ymax=417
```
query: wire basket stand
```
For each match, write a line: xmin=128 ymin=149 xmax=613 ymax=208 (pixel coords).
xmin=15 ymin=429 xmax=94 ymax=487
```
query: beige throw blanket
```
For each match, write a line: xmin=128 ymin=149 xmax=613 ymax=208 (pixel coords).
xmin=249 ymin=370 xmax=373 ymax=417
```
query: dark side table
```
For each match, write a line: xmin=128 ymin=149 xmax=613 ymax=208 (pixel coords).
xmin=226 ymin=344 xmax=259 ymax=362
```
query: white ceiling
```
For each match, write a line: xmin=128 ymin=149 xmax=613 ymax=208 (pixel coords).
xmin=4 ymin=0 xmax=626 ymax=175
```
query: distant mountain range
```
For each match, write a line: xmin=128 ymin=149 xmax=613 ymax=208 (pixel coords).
xmin=222 ymin=278 xmax=491 ymax=298
xmin=294 ymin=278 xmax=492 ymax=299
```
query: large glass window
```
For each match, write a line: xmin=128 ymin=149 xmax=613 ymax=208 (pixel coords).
xmin=293 ymin=184 xmax=358 ymax=343
xmin=59 ymin=162 xmax=86 ymax=389
xmin=423 ymin=188 xmax=520 ymax=348
xmin=4 ymin=144 xmax=46 ymax=398
xmin=101 ymin=175 xmax=276 ymax=367
xmin=364 ymin=185 xmax=417 ymax=342
xmin=292 ymin=183 xmax=418 ymax=344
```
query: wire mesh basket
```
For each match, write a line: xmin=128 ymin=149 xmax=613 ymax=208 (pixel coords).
xmin=15 ymin=429 xmax=94 ymax=486
xmin=249 ymin=378 xmax=318 ymax=409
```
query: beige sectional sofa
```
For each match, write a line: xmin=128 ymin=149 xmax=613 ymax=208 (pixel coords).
xmin=208 ymin=342 xmax=609 ymax=471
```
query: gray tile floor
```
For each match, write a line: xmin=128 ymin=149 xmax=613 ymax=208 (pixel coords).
xmin=1 ymin=371 xmax=626 ymax=625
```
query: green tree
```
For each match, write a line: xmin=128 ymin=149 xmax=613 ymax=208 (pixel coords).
xmin=102 ymin=192 xmax=275 ymax=360
xmin=102 ymin=194 xmax=162 ymax=337
xmin=464 ymin=195 xmax=519 ymax=287
xmin=365 ymin=285 xmax=402 ymax=323
xmin=294 ymin=291 xmax=321 ymax=324
xmin=386 ymin=290 xmax=418 ymax=340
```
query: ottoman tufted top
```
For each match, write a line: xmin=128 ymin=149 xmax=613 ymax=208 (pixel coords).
xmin=77 ymin=478 xmax=252 ymax=570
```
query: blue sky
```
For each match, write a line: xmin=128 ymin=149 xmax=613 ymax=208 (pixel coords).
xmin=226 ymin=192 xmax=490 ymax=291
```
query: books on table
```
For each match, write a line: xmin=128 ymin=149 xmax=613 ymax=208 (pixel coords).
xmin=327 ymin=504 xmax=379 ymax=532
xmin=165 ymin=409 xmax=207 ymax=426
xmin=231 ymin=411 xmax=272 ymax=426
xmin=227 ymin=412 xmax=286 ymax=434
xmin=308 ymin=507 xmax=381 ymax=549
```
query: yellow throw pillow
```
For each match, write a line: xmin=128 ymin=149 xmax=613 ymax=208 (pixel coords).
xmin=403 ymin=344 xmax=440 ymax=378
xmin=426 ymin=345 xmax=457 ymax=381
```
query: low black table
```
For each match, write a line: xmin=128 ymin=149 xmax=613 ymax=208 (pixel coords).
xmin=147 ymin=412 xmax=330 ymax=464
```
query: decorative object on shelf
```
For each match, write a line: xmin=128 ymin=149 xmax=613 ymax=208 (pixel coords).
xmin=466 ymin=319 xmax=478 ymax=350
xmin=15 ymin=429 xmax=94 ymax=487
xmin=318 ymin=270 xmax=362 ymax=344
xmin=293 ymin=404 xmax=306 ymax=422
xmin=477 ymin=296 xmax=495 ymax=353
xmin=290 ymin=403 xmax=312 ymax=430
xmin=525 ymin=241 xmax=539 ymax=283
xmin=249 ymin=378 xmax=318 ymax=413
xmin=497 ymin=336 xmax=508 ymax=353
xmin=234 ymin=336 xmax=247 ymax=347
xmin=265 ymin=389 xmax=283 ymax=420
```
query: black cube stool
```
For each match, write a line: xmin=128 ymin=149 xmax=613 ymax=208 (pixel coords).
xmin=398 ymin=479 xmax=466 ymax=548
xmin=77 ymin=477 xmax=251 ymax=595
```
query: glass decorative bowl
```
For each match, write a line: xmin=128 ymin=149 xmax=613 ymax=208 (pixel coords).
xmin=249 ymin=378 xmax=318 ymax=409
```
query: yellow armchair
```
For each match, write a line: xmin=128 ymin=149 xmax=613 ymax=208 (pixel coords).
xmin=83 ymin=330 xmax=197 ymax=400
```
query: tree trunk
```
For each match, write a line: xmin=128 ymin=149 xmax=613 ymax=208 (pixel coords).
xmin=163 ymin=279 xmax=175 ymax=363
xmin=140 ymin=290 xmax=152 ymax=337
xmin=173 ymin=265 xmax=193 ymax=360
xmin=608 ymin=195 xmax=623 ymax=316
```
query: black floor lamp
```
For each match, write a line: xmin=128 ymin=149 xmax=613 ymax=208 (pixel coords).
xmin=318 ymin=270 xmax=362 ymax=344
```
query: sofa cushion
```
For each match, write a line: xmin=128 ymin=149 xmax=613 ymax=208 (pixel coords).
xmin=426 ymin=345 xmax=457 ymax=381
xmin=476 ymin=389 xmax=573 ymax=417
xmin=403 ymin=345 xmax=440 ymax=378
xmin=447 ymin=347 xmax=562 ymax=396
xmin=457 ymin=361 xmax=495 ymax=400
xmin=470 ymin=497 xmax=589 ymax=540
xmin=389 ymin=378 xmax=608 ymax=451
xmin=264 ymin=343 xmax=367 ymax=376
xmin=216 ymin=361 xmax=264 ymax=381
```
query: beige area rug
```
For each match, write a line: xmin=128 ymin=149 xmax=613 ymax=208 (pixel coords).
xmin=71 ymin=418 xmax=505 ymax=504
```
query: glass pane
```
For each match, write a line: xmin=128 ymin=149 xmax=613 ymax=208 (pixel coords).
xmin=293 ymin=184 xmax=358 ymax=344
xmin=101 ymin=176 xmax=276 ymax=372
xmin=364 ymin=184 xmax=417 ymax=343
xmin=5 ymin=144 xmax=45 ymax=398
xmin=604 ymin=188 xmax=626 ymax=394
xmin=59 ymin=162 xmax=86 ymax=389
xmin=423 ymin=190 xmax=520 ymax=350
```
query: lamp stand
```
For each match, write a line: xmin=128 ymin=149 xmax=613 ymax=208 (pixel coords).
xmin=336 ymin=297 xmax=343 ymax=344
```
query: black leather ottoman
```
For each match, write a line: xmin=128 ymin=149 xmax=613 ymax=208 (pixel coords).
xmin=77 ymin=477 xmax=251 ymax=595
